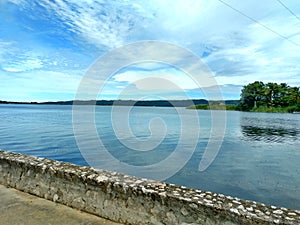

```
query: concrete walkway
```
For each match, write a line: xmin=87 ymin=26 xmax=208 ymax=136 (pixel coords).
xmin=0 ymin=185 xmax=122 ymax=225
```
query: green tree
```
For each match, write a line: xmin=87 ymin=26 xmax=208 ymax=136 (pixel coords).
xmin=239 ymin=81 xmax=265 ymax=110
xmin=239 ymin=81 xmax=300 ymax=112
xmin=265 ymin=82 xmax=281 ymax=107
xmin=287 ymin=87 xmax=300 ymax=105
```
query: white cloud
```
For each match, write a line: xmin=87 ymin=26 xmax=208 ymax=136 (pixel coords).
xmin=202 ymin=10 xmax=300 ymax=86
xmin=0 ymin=40 xmax=47 ymax=73
xmin=2 ymin=58 xmax=43 ymax=72
xmin=2 ymin=67 xmax=23 ymax=72
xmin=113 ymin=64 xmax=218 ymax=91
xmin=37 ymin=0 xmax=153 ymax=49
xmin=0 ymin=69 xmax=82 ymax=98
xmin=0 ymin=40 xmax=17 ymax=62
xmin=7 ymin=0 xmax=24 ymax=4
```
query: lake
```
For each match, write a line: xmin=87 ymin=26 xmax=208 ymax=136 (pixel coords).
xmin=0 ymin=104 xmax=299 ymax=209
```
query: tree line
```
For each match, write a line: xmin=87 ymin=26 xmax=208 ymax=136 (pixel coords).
xmin=239 ymin=81 xmax=300 ymax=112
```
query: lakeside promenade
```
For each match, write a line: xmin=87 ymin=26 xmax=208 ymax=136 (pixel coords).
xmin=0 ymin=185 xmax=122 ymax=225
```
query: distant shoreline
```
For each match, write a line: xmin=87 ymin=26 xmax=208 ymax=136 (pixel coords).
xmin=188 ymin=103 xmax=300 ymax=114
xmin=2 ymin=100 xmax=298 ymax=113
xmin=0 ymin=99 xmax=239 ymax=108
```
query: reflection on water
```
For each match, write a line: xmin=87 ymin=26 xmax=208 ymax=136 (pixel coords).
xmin=241 ymin=126 xmax=299 ymax=143
xmin=240 ymin=113 xmax=300 ymax=143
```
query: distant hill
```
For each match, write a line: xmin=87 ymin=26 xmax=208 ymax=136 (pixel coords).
xmin=69 ymin=99 xmax=211 ymax=107
xmin=0 ymin=100 xmax=38 ymax=104
xmin=0 ymin=99 xmax=239 ymax=107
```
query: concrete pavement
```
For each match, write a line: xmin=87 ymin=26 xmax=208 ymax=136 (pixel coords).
xmin=0 ymin=185 xmax=122 ymax=225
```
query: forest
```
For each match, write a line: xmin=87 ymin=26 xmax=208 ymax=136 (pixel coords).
xmin=239 ymin=81 xmax=300 ymax=113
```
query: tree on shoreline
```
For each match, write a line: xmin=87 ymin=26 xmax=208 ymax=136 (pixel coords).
xmin=239 ymin=81 xmax=300 ymax=112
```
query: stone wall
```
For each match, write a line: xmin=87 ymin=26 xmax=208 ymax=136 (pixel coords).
xmin=0 ymin=150 xmax=299 ymax=225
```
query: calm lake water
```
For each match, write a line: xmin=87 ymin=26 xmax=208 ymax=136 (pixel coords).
xmin=0 ymin=104 xmax=299 ymax=209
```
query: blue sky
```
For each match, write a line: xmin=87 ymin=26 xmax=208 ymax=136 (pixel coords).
xmin=0 ymin=0 xmax=300 ymax=102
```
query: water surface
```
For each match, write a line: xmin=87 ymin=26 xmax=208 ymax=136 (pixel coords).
xmin=0 ymin=104 xmax=299 ymax=209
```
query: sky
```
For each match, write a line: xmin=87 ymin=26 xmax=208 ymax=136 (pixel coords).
xmin=0 ymin=0 xmax=300 ymax=102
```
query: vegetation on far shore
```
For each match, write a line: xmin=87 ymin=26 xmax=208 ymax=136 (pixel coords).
xmin=187 ymin=103 xmax=238 ymax=111
xmin=189 ymin=81 xmax=300 ymax=113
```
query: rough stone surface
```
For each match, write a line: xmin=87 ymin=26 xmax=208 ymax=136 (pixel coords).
xmin=0 ymin=150 xmax=299 ymax=225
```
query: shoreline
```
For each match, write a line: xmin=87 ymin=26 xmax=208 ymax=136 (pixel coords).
xmin=187 ymin=104 xmax=300 ymax=114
